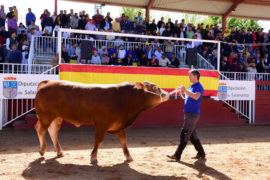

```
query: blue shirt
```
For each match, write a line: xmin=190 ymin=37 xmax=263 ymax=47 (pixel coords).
xmin=26 ymin=13 xmax=36 ymax=24
xmin=184 ymin=82 xmax=204 ymax=114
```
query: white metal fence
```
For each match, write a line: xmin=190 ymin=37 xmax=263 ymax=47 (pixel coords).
xmin=32 ymin=36 xmax=217 ymax=69
xmin=0 ymin=65 xmax=59 ymax=130
xmin=0 ymin=63 xmax=57 ymax=74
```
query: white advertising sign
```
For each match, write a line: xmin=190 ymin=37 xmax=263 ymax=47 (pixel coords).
xmin=0 ymin=74 xmax=58 ymax=99
xmin=217 ymin=80 xmax=255 ymax=100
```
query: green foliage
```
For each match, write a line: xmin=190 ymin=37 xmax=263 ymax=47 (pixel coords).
xmin=122 ymin=7 xmax=145 ymax=20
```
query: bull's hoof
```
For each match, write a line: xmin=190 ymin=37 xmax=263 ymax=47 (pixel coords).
xmin=126 ymin=156 xmax=133 ymax=162
xmin=90 ymin=158 xmax=98 ymax=165
xmin=57 ymin=152 xmax=64 ymax=158
xmin=39 ymin=150 xmax=45 ymax=156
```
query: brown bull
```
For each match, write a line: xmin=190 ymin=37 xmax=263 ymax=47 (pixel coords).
xmin=35 ymin=80 xmax=169 ymax=164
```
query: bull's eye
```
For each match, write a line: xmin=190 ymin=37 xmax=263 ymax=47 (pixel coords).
xmin=153 ymin=86 xmax=158 ymax=91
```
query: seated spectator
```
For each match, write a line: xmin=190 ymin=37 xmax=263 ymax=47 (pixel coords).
xmin=122 ymin=54 xmax=133 ymax=66
xmin=117 ymin=45 xmax=126 ymax=60
xmin=17 ymin=23 xmax=27 ymax=35
xmin=114 ymin=36 xmax=124 ymax=47
xmin=67 ymin=43 xmax=78 ymax=60
xmin=159 ymin=53 xmax=171 ymax=67
xmin=169 ymin=53 xmax=180 ymax=68
xmin=126 ymin=47 xmax=136 ymax=59
xmin=135 ymin=44 xmax=144 ymax=60
xmin=154 ymin=47 xmax=163 ymax=60
xmin=148 ymin=54 xmax=159 ymax=67
xmin=35 ymin=26 xmax=42 ymax=36
xmin=138 ymin=53 xmax=148 ymax=66
xmin=17 ymin=30 xmax=27 ymax=43
xmin=165 ymin=40 xmax=174 ymax=58
xmin=28 ymin=20 xmax=38 ymax=31
xmin=9 ymin=44 xmax=22 ymax=64
xmin=145 ymin=45 xmax=153 ymax=61
xmin=231 ymin=58 xmax=241 ymax=72
xmin=97 ymin=46 xmax=107 ymax=57
xmin=90 ymin=50 xmax=101 ymax=64
xmin=109 ymin=52 xmax=119 ymax=65
xmin=61 ymin=47 xmax=70 ymax=63
xmin=101 ymin=53 xmax=110 ymax=64
xmin=220 ymin=56 xmax=231 ymax=71
xmin=107 ymin=45 xmax=116 ymax=57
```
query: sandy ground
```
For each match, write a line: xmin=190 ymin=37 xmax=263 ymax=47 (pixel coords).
xmin=0 ymin=125 xmax=270 ymax=180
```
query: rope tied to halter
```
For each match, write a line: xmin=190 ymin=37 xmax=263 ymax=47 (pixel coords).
xmin=168 ymin=86 xmax=187 ymax=100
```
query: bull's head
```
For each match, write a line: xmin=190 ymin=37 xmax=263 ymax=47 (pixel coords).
xmin=135 ymin=81 xmax=170 ymax=102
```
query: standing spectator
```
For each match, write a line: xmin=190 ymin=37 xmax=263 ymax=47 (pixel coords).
xmin=157 ymin=17 xmax=165 ymax=30
xmin=53 ymin=16 xmax=62 ymax=36
xmin=28 ymin=20 xmax=38 ymax=31
xmin=40 ymin=9 xmax=49 ymax=31
xmin=13 ymin=6 xmax=18 ymax=22
xmin=220 ymin=56 xmax=231 ymax=71
xmin=70 ymin=13 xmax=79 ymax=29
xmin=61 ymin=10 xmax=69 ymax=28
xmin=78 ymin=15 xmax=86 ymax=30
xmin=149 ymin=19 xmax=157 ymax=34
xmin=85 ymin=19 xmax=97 ymax=31
xmin=92 ymin=9 xmax=104 ymax=29
xmin=8 ymin=16 xmax=17 ymax=32
xmin=43 ymin=12 xmax=53 ymax=35
xmin=0 ymin=5 xmax=6 ymax=27
xmin=135 ymin=44 xmax=144 ymax=60
xmin=6 ymin=7 xmax=15 ymax=32
xmin=159 ymin=54 xmax=171 ymax=67
xmin=26 ymin=8 xmax=36 ymax=27
xmin=136 ymin=12 xmax=143 ymax=22
xmin=52 ymin=11 xmax=57 ymax=23
xmin=112 ymin=18 xmax=121 ymax=32
xmin=159 ymin=23 xmax=165 ymax=36
xmin=186 ymin=26 xmax=195 ymax=39
xmin=101 ymin=16 xmax=112 ymax=31
xmin=165 ymin=40 xmax=174 ymax=58
xmin=105 ymin=12 xmax=112 ymax=23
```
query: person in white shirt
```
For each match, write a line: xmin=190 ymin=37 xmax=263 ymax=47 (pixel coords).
xmin=90 ymin=51 xmax=101 ymax=64
xmin=117 ymin=45 xmax=126 ymax=60
xmin=85 ymin=20 xmax=97 ymax=31
xmin=154 ymin=47 xmax=163 ymax=60
xmin=21 ymin=40 xmax=29 ymax=72
xmin=159 ymin=54 xmax=171 ymax=67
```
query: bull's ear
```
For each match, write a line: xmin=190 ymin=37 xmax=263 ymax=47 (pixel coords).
xmin=135 ymin=82 xmax=144 ymax=89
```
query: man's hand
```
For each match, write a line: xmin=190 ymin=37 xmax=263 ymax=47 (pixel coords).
xmin=180 ymin=86 xmax=187 ymax=93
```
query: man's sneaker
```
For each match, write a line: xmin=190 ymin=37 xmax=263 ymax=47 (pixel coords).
xmin=192 ymin=154 xmax=206 ymax=160
xmin=166 ymin=154 xmax=180 ymax=162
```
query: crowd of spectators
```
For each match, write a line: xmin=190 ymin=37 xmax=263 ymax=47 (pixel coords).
xmin=1 ymin=4 xmax=270 ymax=73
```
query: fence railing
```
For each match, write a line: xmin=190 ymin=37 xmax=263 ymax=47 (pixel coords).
xmin=0 ymin=63 xmax=56 ymax=74
xmin=0 ymin=65 xmax=59 ymax=130
xmin=197 ymin=54 xmax=215 ymax=70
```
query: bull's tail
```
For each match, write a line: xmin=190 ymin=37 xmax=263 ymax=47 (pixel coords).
xmin=37 ymin=80 xmax=49 ymax=91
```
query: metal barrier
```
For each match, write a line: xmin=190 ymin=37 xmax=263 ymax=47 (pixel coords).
xmin=0 ymin=63 xmax=56 ymax=74
xmin=0 ymin=65 xmax=59 ymax=130
xmin=32 ymin=36 xmax=210 ymax=68
xmin=220 ymin=72 xmax=270 ymax=81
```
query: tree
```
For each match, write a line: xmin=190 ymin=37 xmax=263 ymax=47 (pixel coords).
xmin=208 ymin=16 xmax=261 ymax=30
xmin=122 ymin=7 xmax=145 ymax=21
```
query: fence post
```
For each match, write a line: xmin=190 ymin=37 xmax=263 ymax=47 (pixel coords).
xmin=0 ymin=99 xmax=3 ymax=130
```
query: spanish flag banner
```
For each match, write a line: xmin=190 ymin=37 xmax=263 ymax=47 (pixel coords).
xmin=59 ymin=64 xmax=219 ymax=96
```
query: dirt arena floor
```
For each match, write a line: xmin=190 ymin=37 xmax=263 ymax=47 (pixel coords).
xmin=0 ymin=125 xmax=270 ymax=180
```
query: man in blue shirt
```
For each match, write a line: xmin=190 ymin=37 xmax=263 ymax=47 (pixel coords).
xmin=26 ymin=8 xmax=36 ymax=27
xmin=167 ymin=70 xmax=206 ymax=161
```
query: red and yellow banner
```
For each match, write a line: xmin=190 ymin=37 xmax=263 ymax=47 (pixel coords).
xmin=59 ymin=64 xmax=219 ymax=96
